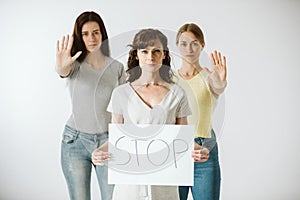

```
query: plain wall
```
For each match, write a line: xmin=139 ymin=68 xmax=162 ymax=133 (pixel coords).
xmin=0 ymin=0 xmax=299 ymax=199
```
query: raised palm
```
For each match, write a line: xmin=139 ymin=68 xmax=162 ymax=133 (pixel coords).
xmin=205 ymin=50 xmax=227 ymax=81
xmin=56 ymin=35 xmax=82 ymax=70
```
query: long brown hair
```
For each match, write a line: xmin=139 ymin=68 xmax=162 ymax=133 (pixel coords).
xmin=176 ymin=23 xmax=205 ymax=47
xmin=126 ymin=29 xmax=173 ymax=83
xmin=71 ymin=11 xmax=110 ymax=63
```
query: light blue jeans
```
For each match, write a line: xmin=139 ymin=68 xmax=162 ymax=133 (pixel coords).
xmin=179 ymin=130 xmax=221 ymax=200
xmin=61 ymin=125 xmax=114 ymax=200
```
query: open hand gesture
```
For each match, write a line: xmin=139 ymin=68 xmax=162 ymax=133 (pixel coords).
xmin=204 ymin=50 xmax=227 ymax=82
xmin=56 ymin=35 xmax=82 ymax=76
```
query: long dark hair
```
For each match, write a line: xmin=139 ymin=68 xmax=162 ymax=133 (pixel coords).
xmin=126 ymin=29 xmax=173 ymax=83
xmin=71 ymin=11 xmax=110 ymax=63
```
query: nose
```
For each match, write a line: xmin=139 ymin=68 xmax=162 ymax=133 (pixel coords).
xmin=146 ymin=52 xmax=154 ymax=60
xmin=88 ymin=34 xmax=96 ymax=41
xmin=188 ymin=44 xmax=193 ymax=52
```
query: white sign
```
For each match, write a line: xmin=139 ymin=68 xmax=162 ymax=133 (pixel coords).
xmin=108 ymin=124 xmax=194 ymax=186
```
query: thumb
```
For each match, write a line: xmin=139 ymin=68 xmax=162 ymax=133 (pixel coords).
xmin=71 ymin=51 xmax=82 ymax=62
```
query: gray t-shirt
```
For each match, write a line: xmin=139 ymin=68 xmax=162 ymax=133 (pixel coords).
xmin=65 ymin=56 xmax=125 ymax=134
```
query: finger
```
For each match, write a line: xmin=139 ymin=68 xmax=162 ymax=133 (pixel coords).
xmin=223 ymin=56 xmax=227 ymax=80
xmin=222 ymin=55 xmax=227 ymax=68
xmin=61 ymin=35 xmax=65 ymax=50
xmin=214 ymin=50 xmax=220 ymax=65
xmin=92 ymin=160 xmax=105 ymax=166
xmin=56 ymin=40 xmax=60 ymax=52
xmin=217 ymin=51 xmax=222 ymax=65
xmin=71 ymin=51 xmax=82 ymax=62
xmin=64 ymin=35 xmax=69 ymax=50
xmin=67 ymin=35 xmax=74 ymax=51
xmin=93 ymin=151 xmax=111 ymax=157
xmin=210 ymin=52 xmax=216 ymax=66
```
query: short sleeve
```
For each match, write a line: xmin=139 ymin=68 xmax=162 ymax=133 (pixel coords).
xmin=107 ymin=87 xmax=123 ymax=115
xmin=118 ymin=63 xmax=126 ymax=85
xmin=176 ymin=86 xmax=192 ymax=118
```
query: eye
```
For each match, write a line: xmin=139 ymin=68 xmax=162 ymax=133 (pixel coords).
xmin=191 ymin=42 xmax=200 ymax=47
xmin=153 ymin=49 xmax=162 ymax=54
xmin=180 ymin=42 xmax=187 ymax=47
xmin=93 ymin=31 xmax=100 ymax=35
xmin=140 ymin=49 xmax=148 ymax=54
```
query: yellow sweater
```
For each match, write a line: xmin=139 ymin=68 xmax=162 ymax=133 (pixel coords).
xmin=175 ymin=70 xmax=214 ymax=138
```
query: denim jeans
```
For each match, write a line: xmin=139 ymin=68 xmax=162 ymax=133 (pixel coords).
xmin=61 ymin=125 xmax=114 ymax=200
xmin=179 ymin=130 xmax=221 ymax=200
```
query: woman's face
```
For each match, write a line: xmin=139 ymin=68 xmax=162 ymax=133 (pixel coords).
xmin=81 ymin=21 xmax=102 ymax=53
xmin=177 ymin=31 xmax=203 ymax=63
xmin=137 ymin=39 xmax=166 ymax=73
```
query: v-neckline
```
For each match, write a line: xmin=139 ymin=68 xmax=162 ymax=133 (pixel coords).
xmin=83 ymin=56 xmax=107 ymax=72
xmin=127 ymin=83 xmax=173 ymax=110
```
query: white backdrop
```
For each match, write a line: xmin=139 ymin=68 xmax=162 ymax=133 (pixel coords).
xmin=0 ymin=0 xmax=299 ymax=199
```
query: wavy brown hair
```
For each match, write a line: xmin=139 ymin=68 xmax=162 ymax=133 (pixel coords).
xmin=126 ymin=29 xmax=173 ymax=83
xmin=71 ymin=11 xmax=110 ymax=63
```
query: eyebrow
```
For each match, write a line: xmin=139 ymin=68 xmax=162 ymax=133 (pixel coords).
xmin=81 ymin=29 xmax=100 ymax=33
xmin=180 ymin=39 xmax=199 ymax=43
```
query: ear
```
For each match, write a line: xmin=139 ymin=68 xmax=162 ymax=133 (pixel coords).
xmin=135 ymin=56 xmax=139 ymax=60
xmin=163 ymin=51 xmax=166 ymax=59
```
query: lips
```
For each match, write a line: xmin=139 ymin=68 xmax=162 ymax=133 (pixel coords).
xmin=185 ymin=54 xmax=194 ymax=57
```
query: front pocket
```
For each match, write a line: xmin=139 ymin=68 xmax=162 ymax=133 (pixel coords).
xmin=62 ymin=129 xmax=78 ymax=144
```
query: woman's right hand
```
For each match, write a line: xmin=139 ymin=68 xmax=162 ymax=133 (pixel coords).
xmin=92 ymin=147 xmax=112 ymax=166
xmin=56 ymin=35 xmax=82 ymax=76
xmin=193 ymin=141 xmax=210 ymax=162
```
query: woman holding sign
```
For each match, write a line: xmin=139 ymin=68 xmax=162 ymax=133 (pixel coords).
xmin=92 ymin=28 xmax=195 ymax=200
xmin=175 ymin=23 xmax=227 ymax=200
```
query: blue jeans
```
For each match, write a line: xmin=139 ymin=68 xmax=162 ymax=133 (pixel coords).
xmin=61 ymin=125 xmax=114 ymax=200
xmin=179 ymin=130 xmax=221 ymax=200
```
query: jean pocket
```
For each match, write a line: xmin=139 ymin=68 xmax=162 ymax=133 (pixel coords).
xmin=62 ymin=129 xmax=78 ymax=144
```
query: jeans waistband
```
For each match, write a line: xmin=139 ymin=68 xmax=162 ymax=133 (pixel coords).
xmin=64 ymin=125 xmax=108 ymax=140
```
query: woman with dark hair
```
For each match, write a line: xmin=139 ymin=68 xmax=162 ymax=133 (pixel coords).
xmin=56 ymin=11 xmax=125 ymax=200
xmin=92 ymin=28 xmax=192 ymax=200
xmin=175 ymin=23 xmax=227 ymax=200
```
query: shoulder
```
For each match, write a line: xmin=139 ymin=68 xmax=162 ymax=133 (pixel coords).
xmin=112 ymin=82 xmax=130 ymax=94
xmin=171 ymin=84 xmax=185 ymax=94
xmin=106 ymin=57 xmax=124 ymax=68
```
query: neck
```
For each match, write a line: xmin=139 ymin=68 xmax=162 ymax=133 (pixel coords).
xmin=180 ymin=59 xmax=202 ymax=74
xmin=134 ymin=70 xmax=164 ymax=85
xmin=85 ymin=51 xmax=105 ymax=66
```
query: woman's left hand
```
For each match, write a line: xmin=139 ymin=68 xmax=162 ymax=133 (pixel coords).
xmin=192 ymin=147 xmax=210 ymax=162
xmin=205 ymin=50 xmax=227 ymax=82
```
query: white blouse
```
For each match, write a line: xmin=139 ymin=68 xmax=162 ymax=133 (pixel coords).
xmin=107 ymin=82 xmax=191 ymax=200
xmin=107 ymin=82 xmax=191 ymax=124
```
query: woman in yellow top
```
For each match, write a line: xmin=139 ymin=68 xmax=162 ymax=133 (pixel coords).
xmin=175 ymin=23 xmax=227 ymax=200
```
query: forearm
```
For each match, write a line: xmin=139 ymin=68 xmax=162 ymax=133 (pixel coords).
xmin=55 ymin=65 xmax=72 ymax=77
xmin=208 ymin=71 xmax=227 ymax=97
